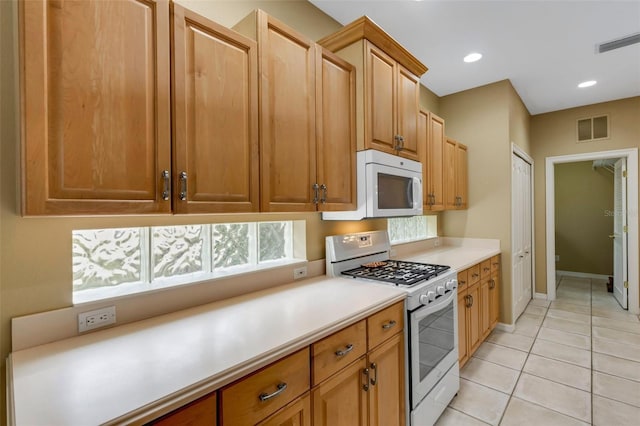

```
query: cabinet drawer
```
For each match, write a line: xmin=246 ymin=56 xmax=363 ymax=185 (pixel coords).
xmin=312 ymin=320 xmax=366 ymax=386
xmin=220 ymin=348 xmax=310 ymax=426
xmin=480 ymin=259 xmax=492 ymax=279
xmin=457 ymin=269 xmax=469 ymax=293
xmin=468 ymin=264 xmax=481 ymax=285
xmin=151 ymin=392 xmax=216 ymax=425
xmin=491 ymin=255 xmax=501 ymax=274
xmin=367 ymin=301 xmax=404 ymax=350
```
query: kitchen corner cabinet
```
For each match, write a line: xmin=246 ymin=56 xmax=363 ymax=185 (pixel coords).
xmin=419 ymin=111 xmax=445 ymax=211
xmin=20 ymin=0 xmax=172 ymax=215
xmin=234 ymin=10 xmax=356 ymax=212
xmin=317 ymin=16 xmax=427 ymax=162
xmin=172 ymin=4 xmax=259 ymax=213
xmin=444 ymin=138 xmax=468 ymax=210
xmin=457 ymin=255 xmax=500 ymax=367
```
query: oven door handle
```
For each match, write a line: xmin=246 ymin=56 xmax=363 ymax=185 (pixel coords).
xmin=411 ymin=289 xmax=456 ymax=321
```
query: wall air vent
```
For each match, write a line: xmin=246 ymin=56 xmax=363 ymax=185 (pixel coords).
xmin=577 ymin=115 xmax=609 ymax=142
xmin=597 ymin=33 xmax=640 ymax=53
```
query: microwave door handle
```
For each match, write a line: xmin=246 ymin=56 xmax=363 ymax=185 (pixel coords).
xmin=413 ymin=177 xmax=422 ymax=208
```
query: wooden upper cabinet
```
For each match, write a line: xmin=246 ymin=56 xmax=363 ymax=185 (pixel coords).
xmin=444 ymin=137 xmax=468 ymax=210
xmin=318 ymin=17 xmax=427 ymax=161
xmin=171 ymin=4 xmax=259 ymax=214
xmin=316 ymin=48 xmax=357 ymax=211
xmin=235 ymin=11 xmax=317 ymax=212
xmin=366 ymin=44 xmax=396 ymax=154
xmin=395 ymin=65 xmax=420 ymax=161
xmin=426 ymin=112 xmax=445 ymax=210
xmin=20 ymin=0 xmax=171 ymax=215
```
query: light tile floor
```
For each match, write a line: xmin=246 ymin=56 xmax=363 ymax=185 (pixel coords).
xmin=435 ymin=276 xmax=640 ymax=426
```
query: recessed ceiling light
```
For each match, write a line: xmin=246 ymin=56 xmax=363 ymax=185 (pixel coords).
xmin=578 ymin=80 xmax=597 ymax=88
xmin=463 ymin=52 xmax=482 ymax=63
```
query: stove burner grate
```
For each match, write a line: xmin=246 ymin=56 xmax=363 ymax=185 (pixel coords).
xmin=341 ymin=260 xmax=450 ymax=286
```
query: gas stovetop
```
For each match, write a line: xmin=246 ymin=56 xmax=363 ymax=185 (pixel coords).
xmin=341 ymin=260 xmax=450 ymax=286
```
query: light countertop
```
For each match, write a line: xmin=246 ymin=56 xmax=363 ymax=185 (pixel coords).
xmin=7 ymin=242 xmax=499 ymax=425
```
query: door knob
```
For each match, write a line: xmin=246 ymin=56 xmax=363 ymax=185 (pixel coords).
xmin=609 ymin=234 xmax=616 ymax=239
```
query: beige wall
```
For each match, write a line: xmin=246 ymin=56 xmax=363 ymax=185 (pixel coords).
xmin=530 ymin=96 xmax=640 ymax=297
xmin=438 ymin=80 xmax=530 ymax=324
xmin=555 ymin=161 xmax=614 ymax=275
xmin=0 ymin=0 xmax=384 ymax=418
xmin=420 ymin=84 xmax=441 ymax=114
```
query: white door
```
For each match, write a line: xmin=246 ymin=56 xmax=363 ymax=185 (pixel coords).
xmin=512 ymin=153 xmax=533 ymax=319
xmin=613 ymin=158 xmax=628 ymax=309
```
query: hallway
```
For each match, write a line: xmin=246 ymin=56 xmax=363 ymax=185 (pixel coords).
xmin=436 ymin=276 xmax=640 ymax=425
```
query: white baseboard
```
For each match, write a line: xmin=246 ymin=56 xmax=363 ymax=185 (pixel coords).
xmin=534 ymin=293 xmax=548 ymax=300
xmin=494 ymin=322 xmax=515 ymax=333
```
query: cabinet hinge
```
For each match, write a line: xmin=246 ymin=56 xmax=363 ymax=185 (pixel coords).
xmin=624 ymin=225 xmax=628 ymax=233
xmin=624 ymin=281 xmax=629 ymax=289
xmin=623 ymin=170 xmax=627 ymax=178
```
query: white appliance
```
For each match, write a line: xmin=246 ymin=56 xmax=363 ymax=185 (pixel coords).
xmin=322 ymin=149 xmax=423 ymax=220
xmin=326 ymin=231 xmax=459 ymax=426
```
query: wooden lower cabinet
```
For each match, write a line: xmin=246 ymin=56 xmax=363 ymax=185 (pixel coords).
xmin=258 ymin=392 xmax=311 ymax=426
xmin=458 ymin=255 xmax=501 ymax=367
xmin=312 ymin=356 xmax=368 ymax=426
xmin=367 ymin=333 xmax=405 ymax=426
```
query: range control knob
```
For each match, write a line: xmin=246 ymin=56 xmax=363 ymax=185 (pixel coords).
xmin=436 ymin=286 xmax=446 ymax=296
xmin=445 ymin=279 xmax=458 ymax=291
xmin=419 ymin=291 xmax=436 ymax=305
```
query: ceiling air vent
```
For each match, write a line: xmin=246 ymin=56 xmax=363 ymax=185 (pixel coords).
xmin=577 ymin=115 xmax=609 ymax=142
xmin=597 ymin=33 xmax=640 ymax=53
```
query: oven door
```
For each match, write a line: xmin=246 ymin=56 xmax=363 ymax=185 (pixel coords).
xmin=409 ymin=289 xmax=458 ymax=409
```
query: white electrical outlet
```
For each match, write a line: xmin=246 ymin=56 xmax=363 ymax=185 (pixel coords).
xmin=78 ymin=306 xmax=116 ymax=332
xmin=293 ymin=266 xmax=307 ymax=280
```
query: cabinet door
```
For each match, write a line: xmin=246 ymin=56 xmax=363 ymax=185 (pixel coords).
xmin=480 ymin=278 xmax=491 ymax=339
xmin=367 ymin=333 xmax=405 ymax=426
xmin=466 ymin=282 xmax=482 ymax=356
xmin=490 ymin=272 xmax=500 ymax=330
xmin=365 ymin=42 xmax=396 ymax=155
xmin=21 ymin=0 xmax=171 ymax=215
xmin=312 ymin=356 xmax=368 ymax=426
xmin=457 ymin=290 xmax=469 ymax=367
xmin=259 ymin=13 xmax=316 ymax=212
xmin=443 ymin=138 xmax=458 ymax=210
xmin=395 ymin=65 xmax=420 ymax=162
xmin=151 ymin=392 xmax=216 ymax=426
xmin=172 ymin=5 xmax=258 ymax=213
xmin=257 ymin=392 xmax=311 ymax=426
xmin=428 ymin=112 xmax=445 ymax=210
xmin=456 ymin=143 xmax=468 ymax=209
xmin=316 ymin=48 xmax=357 ymax=211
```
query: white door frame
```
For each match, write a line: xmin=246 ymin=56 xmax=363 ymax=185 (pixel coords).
xmin=512 ymin=143 xmax=535 ymax=318
xmin=545 ymin=148 xmax=639 ymax=315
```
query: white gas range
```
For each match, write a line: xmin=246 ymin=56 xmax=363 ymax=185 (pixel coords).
xmin=326 ymin=230 xmax=460 ymax=426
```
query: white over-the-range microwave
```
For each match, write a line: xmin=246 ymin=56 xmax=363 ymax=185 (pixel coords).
xmin=323 ymin=149 xmax=423 ymax=220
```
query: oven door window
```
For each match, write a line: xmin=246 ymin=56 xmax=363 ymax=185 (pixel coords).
xmin=417 ymin=301 xmax=455 ymax=380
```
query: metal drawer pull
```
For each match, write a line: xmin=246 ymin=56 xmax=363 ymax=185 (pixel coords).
xmin=258 ymin=382 xmax=287 ymax=402
xmin=179 ymin=171 xmax=188 ymax=201
xmin=335 ymin=344 xmax=354 ymax=357
xmin=363 ymin=368 xmax=370 ymax=391
xmin=459 ymin=280 xmax=466 ymax=285
xmin=382 ymin=320 xmax=397 ymax=330
xmin=472 ymin=273 xmax=479 ymax=278
xmin=370 ymin=362 xmax=378 ymax=385
xmin=161 ymin=170 xmax=170 ymax=201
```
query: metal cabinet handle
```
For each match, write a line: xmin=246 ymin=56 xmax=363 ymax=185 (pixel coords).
xmin=459 ymin=280 xmax=466 ymax=285
xmin=161 ymin=170 xmax=170 ymax=201
xmin=335 ymin=343 xmax=354 ymax=357
xmin=469 ymin=295 xmax=474 ymax=306
xmin=489 ymin=279 xmax=496 ymax=289
xmin=472 ymin=273 xmax=479 ymax=278
xmin=363 ymin=368 xmax=370 ymax=391
xmin=179 ymin=171 xmax=188 ymax=201
xmin=464 ymin=295 xmax=471 ymax=308
xmin=312 ymin=183 xmax=319 ymax=204
xmin=394 ymin=135 xmax=404 ymax=151
xmin=320 ymin=184 xmax=327 ymax=204
xmin=370 ymin=362 xmax=378 ymax=385
xmin=258 ymin=382 xmax=287 ymax=402
xmin=382 ymin=320 xmax=397 ymax=330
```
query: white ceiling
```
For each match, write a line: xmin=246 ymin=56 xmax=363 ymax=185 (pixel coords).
xmin=310 ymin=0 xmax=640 ymax=115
